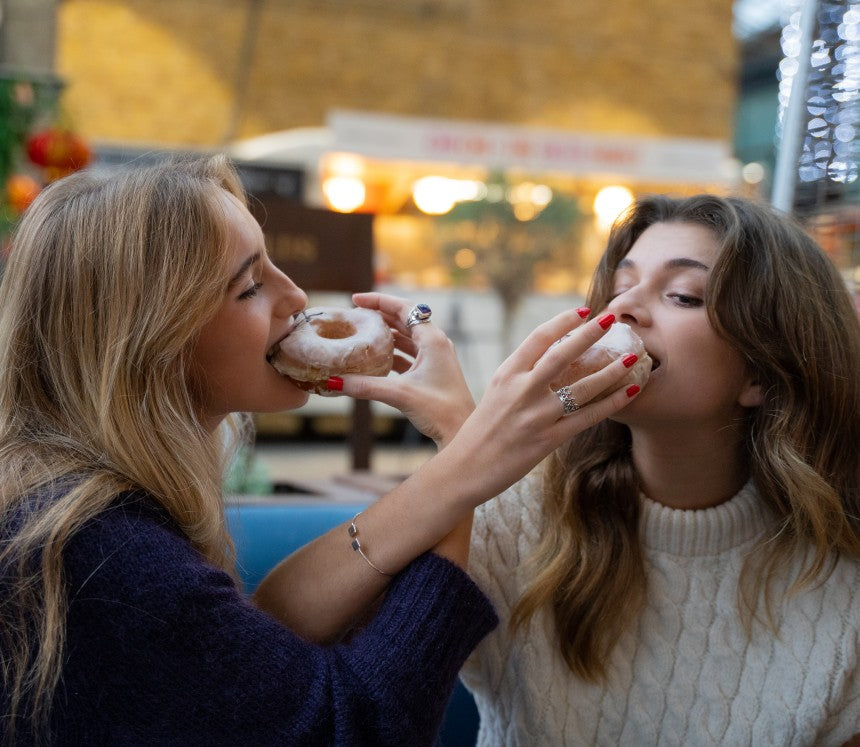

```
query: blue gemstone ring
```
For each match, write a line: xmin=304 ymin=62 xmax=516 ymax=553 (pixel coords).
xmin=406 ymin=303 xmax=433 ymax=328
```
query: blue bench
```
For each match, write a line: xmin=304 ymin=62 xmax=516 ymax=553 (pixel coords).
xmin=225 ymin=500 xmax=480 ymax=746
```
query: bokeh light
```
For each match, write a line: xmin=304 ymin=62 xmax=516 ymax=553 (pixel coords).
xmin=593 ymin=185 xmax=634 ymax=232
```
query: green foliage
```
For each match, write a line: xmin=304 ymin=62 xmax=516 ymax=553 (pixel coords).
xmin=436 ymin=172 xmax=582 ymax=310
xmin=0 ymin=74 xmax=61 ymax=238
xmin=0 ymin=75 xmax=59 ymax=181
xmin=224 ymin=445 xmax=273 ymax=496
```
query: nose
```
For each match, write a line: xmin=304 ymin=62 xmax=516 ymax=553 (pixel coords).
xmin=273 ymin=269 xmax=307 ymax=319
xmin=606 ymin=287 xmax=651 ymax=328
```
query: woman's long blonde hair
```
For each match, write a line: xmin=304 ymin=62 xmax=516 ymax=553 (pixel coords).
xmin=511 ymin=194 xmax=860 ymax=681
xmin=0 ymin=155 xmax=249 ymax=741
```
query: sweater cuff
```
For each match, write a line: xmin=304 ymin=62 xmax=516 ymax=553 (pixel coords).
xmin=348 ymin=551 xmax=498 ymax=690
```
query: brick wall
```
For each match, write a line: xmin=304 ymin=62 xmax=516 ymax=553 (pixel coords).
xmin=56 ymin=0 xmax=737 ymax=146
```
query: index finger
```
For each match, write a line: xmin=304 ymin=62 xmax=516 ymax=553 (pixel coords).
xmin=500 ymin=307 xmax=591 ymax=373
xmin=353 ymin=292 xmax=413 ymax=333
xmin=354 ymin=292 xmax=437 ymax=337
xmin=352 ymin=291 xmax=411 ymax=316
xmin=534 ymin=314 xmax=621 ymax=381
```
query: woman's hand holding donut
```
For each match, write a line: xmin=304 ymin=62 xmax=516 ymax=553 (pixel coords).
xmin=434 ymin=309 xmax=642 ymax=503
xmin=339 ymin=292 xmax=475 ymax=447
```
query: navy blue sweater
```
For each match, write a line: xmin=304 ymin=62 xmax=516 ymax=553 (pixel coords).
xmin=5 ymin=495 xmax=497 ymax=745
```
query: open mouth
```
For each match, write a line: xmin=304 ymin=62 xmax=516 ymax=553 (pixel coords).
xmin=266 ymin=315 xmax=306 ymax=362
xmin=266 ymin=337 xmax=288 ymax=363
xmin=647 ymin=352 xmax=661 ymax=371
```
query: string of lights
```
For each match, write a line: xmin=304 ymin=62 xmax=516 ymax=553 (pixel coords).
xmin=777 ymin=0 xmax=860 ymax=185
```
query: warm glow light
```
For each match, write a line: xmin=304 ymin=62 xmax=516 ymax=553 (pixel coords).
xmin=741 ymin=162 xmax=765 ymax=184
xmin=412 ymin=176 xmax=458 ymax=215
xmin=507 ymin=182 xmax=532 ymax=204
xmin=530 ymin=184 xmax=553 ymax=206
xmin=325 ymin=152 xmax=364 ymax=176
xmin=593 ymin=185 xmax=634 ymax=232
xmin=322 ymin=176 xmax=366 ymax=213
xmin=513 ymin=202 xmax=537 ymax=221
xmin=412 ymin=177 xmax=484 ymax=215
xmin=508 ymin=181 xmax=552 ymax=221
xmin=454 ymin=247 xmax=476 ymax=269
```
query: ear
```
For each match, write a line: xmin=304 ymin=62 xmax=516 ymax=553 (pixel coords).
xmin=738 ymin=378 xmax=763 ymax=408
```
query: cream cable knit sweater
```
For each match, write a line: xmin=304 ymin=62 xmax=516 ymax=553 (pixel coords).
xmin=461 ymin=473 xmax=860 ymax=746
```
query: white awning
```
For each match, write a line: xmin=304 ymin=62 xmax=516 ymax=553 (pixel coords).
xmin=327 ymin=110 xmax=737 ymax=185
xmin=228 ymin=110 xmax=737 ymax=185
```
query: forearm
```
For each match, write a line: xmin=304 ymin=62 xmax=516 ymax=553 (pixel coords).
xmin=252 ymin=446 xmax=479 ymax=642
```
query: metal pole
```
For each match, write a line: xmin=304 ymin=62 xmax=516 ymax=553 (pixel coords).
xmin=771 ymin=0 xmax=819 ymax=213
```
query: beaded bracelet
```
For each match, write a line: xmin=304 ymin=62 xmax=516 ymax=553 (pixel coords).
xmin=348 ymin=512 xmax=392 ymax=576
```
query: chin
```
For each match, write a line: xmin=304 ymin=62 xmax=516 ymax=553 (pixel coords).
xmin=283 ymin=390 xmax=311 ymax=410
xmin=256 ymin=390 xmax=310 ymax=415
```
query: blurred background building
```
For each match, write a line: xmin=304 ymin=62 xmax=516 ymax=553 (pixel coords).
xmin=1 ymin=0 xmax=857 ymax=452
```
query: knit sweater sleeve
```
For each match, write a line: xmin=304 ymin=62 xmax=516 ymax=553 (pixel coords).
xmin=55 ymin=495 xmax=498 ymax=746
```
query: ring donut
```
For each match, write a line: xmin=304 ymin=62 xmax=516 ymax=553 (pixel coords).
xmin=268 ymin=306 xmax=395 ymax=395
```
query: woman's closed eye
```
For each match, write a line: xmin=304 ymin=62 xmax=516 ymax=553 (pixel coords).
xmin=238 ymin=281 xmax=263 ymax=300
xmin=667 ymin=292 xmax=703 ymax=308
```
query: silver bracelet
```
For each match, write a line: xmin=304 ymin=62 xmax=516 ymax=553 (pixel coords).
xmin=348 ymin=512 xmax=392 ymax=576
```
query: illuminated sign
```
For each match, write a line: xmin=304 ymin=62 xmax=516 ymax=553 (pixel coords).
xmin=328 ymin=109 xmax=734 ymax=184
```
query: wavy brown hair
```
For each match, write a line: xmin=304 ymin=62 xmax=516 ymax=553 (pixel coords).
xmin=0 ymin=156 xmax=250 ymax=742
xmin=511 ymin=194 xmax=860 ymax=680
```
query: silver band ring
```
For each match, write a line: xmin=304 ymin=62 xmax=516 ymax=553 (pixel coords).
xmin=555 ymin=385 xmax=580 ymax=415
xmin=406 ymin=303 xmax=432 ymax=328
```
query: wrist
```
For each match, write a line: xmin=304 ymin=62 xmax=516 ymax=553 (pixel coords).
xmin=434 ymin=400 xmax=476 ymax=449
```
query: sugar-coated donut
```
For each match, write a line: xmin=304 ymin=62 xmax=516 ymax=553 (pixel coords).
xmin=561 ymin=322 xmax=653 ymax=394
xmin=269 ymin=306 xmax=395 ymax=395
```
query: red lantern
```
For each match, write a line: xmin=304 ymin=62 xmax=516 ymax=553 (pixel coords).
xmin=26 ymin=128 xmax=92 ymax=173
xmin=5 ymin=174 xmax=41 ymax=214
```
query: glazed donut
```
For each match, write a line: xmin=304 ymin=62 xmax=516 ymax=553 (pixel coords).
xmin=560 ymin=322 xmax=653 ymax=395
xmin=269 ymin=306 xmax=395 ymax=395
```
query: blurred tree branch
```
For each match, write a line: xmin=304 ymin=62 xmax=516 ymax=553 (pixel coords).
xmin=436 ymin=172 xmax=582 ymax=353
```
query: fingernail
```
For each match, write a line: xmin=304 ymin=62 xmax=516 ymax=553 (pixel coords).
xmin=622 ymin=354 xmax=638 ymax=368
xmin=626 ymin=384 xmax=640 ymax=397
xmin=326 ymin=376 xmax=344 ymax=391
xmin=598 ymin=313 xmax=615 ymax=330
xmin=576 ymin=306 xmax=590 ymax=319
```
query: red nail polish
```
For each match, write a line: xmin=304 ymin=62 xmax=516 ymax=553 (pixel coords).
xmin=622 ymin=354 xmax=638 ymax=368
xmin=326 ymin=376 xmax=344 ymax=391
xmin=626 ymin=384 xmax=640 ymax=397
xmin=576 ymin=306 xmax=590 ymax=319
xmin=598 ymin=313 xmax=615 ymax=330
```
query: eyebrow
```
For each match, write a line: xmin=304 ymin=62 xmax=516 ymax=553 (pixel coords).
xmin=227 ymin=253 xmax=261 ymax=286
xmin=617 ymin=257 xmax=710 ymax=272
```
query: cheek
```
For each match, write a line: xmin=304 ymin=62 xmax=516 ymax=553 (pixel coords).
xmin=681 ymin=336 xmax=749 ymax=400
xmin=188 ymin=342 xmax=232 ymax=407
xmin=189 ymin=317 xmax=250 ymax=401
xmin=195 ymin=305 xmax=268 ymax=368
xmin=192 ymin=333 xmax=233 ymax=380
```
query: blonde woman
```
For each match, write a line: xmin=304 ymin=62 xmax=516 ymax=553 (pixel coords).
xmin=0 ymin=156 xmax=641 ymax=745
xmin=461 ymin=194 xmax=860 ymax=745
